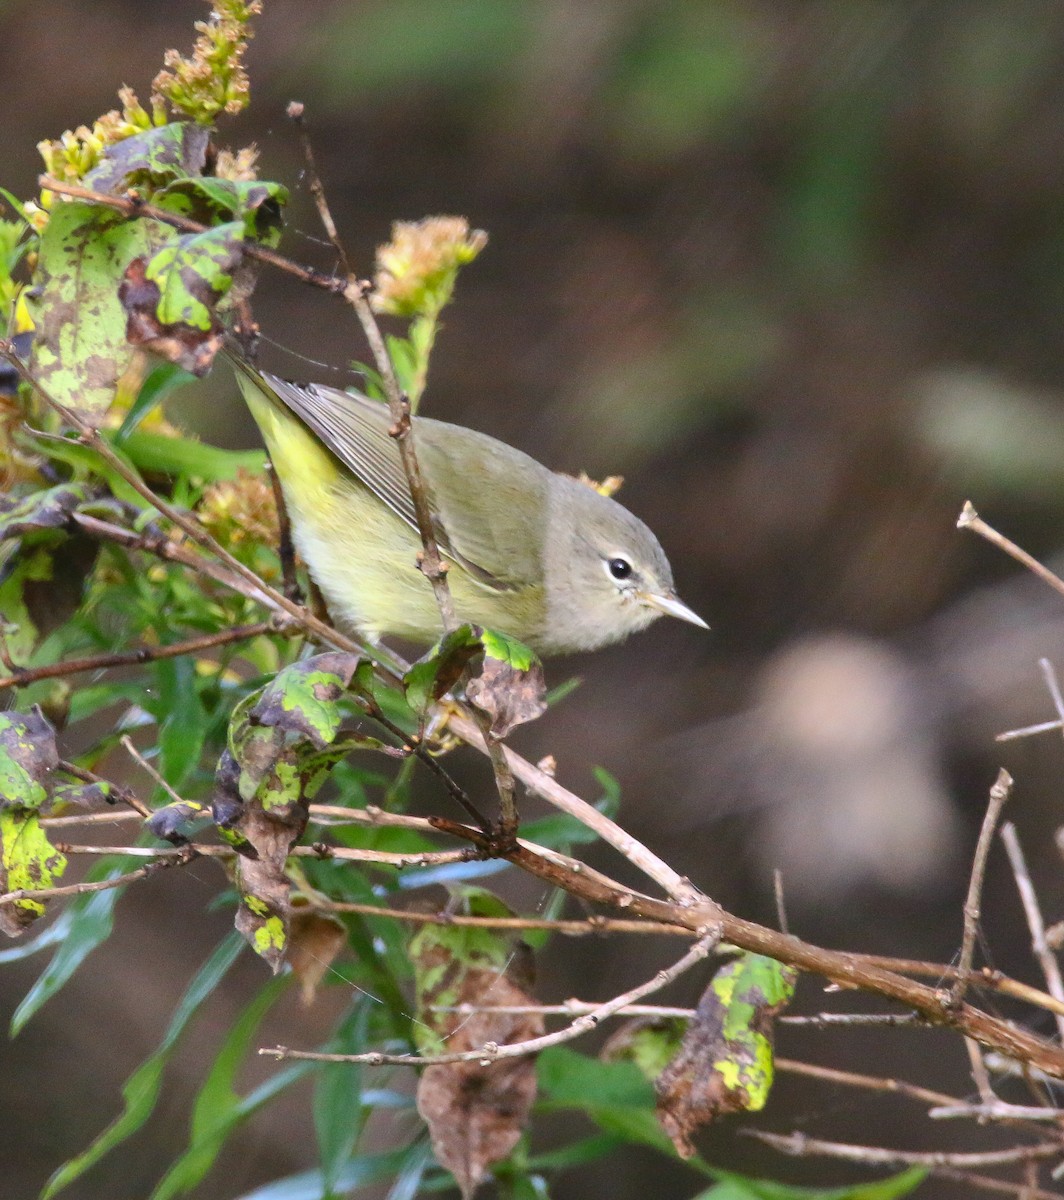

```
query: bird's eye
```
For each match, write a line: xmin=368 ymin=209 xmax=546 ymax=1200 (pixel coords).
xmin=607 ymin=557 xmax=633 ymax=581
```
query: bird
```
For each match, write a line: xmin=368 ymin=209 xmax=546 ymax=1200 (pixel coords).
xmin=229 ymin=355 xmax=707 ymax=656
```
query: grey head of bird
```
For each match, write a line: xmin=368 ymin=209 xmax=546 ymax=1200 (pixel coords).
xmin=539 ymin=471 xmax=708 ymax=655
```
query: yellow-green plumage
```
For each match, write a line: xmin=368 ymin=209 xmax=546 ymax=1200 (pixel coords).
xmin=230 ymin=355 xmax=706 ymax=655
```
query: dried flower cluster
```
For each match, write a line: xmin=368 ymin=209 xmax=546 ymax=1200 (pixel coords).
xmin=373 ymin=216 xmax=488 ymax=318
xmin=152 ymin=0 xmax=262 ymax=125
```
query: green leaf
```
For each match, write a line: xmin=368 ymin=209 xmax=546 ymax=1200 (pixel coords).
xmin=28 ymin=200 xmax=167 ymax=420
xmin=157 ymin=656 xmax=207 ymax=796
xmin=315 ymin=1000 xmax=372 ymax=1198
xmin=118 ymin=428 xmax=266 ymax=480
xmin=148 ymin=972 xmax=290 ymax=1200
xmin=691 ymin=1166 xmax=927 ymax=1200
xmin=158 ymin=176 xmax=288 ymax=245
xmin=0 ymin=807 xmax=67 ymax=933
xmin=232 ymin=1148 xmax=416 ymax=1200
xmin=113 ymin=360 xmax=193 ymax=444
xmin=0 ymin=707 xmax=56 ymax=810
xmin=82 ymin=122 xmax=210 ymax=196
xmin=11 ymin=859 xmax=134 ymax=1033
xmin=215 ymin=653 xmax=364 ymax=969
xmin=40 ymin=932 xmax=244 ymax=1199
xmin=538 ymin=1047 xmax=655 ymax=1111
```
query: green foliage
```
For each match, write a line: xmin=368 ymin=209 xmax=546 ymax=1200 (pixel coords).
xmin=0 ymin=7 xmax=933 ymax=1199
xmin=41 ymin=933 xmax=244 ymax=1199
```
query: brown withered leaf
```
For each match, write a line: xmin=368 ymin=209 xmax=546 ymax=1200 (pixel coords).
xmin=655 ymin=952 xmax=797 ymax=1157
xmin=417 ymin=966 xmax=543 ymax=1200
xmin=464 ymin=654 xmax=547 ymax=739
xmin=287 ymin=908 xmax=347 ymax=1005
xmin=120 ymin=256 xmax=225 ymax=377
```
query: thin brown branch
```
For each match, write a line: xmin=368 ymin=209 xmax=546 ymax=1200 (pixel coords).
xmin=446 ymin=711 xmax=705 ymax=905
xmin=120 ymin=735 xmax=185 ymax=807
xmin=259 ymin=933 xmax=716 ymax=1066
xmin=967 ymin=1036 xmax=999 ymax=1107
xmin=958 ymin=502 xmax=1064 ymax=603
xmin=40 ymin=177 xmax=347 ymax=296
xmin=0 ymin=848 xmax=196 ymax=907
xmin=56 ymin=758 xmax=150 ymax=819
xmin=778 ymin=1012 xmax=924 ymax=1028
xmin=0 ymin=620 xmax=277 ymax=691
xmin=849 ymin=954 xmax=1064 ymax=1020
xmin=287 ymin=100 xmax=354 ymax=280
xmin=284 ymin=109 xmax=459 ymax=634
xmin=1001 ymin=822 xmax=1064 ymax=1040
xmin=952 ymin=769 xmax=1013 ymax=1006
xmin=308 ymin=898 xmax=687 ymax=938
xmin=773 ymin=1057 xmax=961 ymax=1109
xmin=52 ymin=841 xmax=476 ymax=870
xmin=749 ymin=1128 xmax=1062 ymax=1168
xmin=425 ymin=816 xmax=1064 ymax=1080
xmin=931 ymin=1102 xmax=1063 ymax=1123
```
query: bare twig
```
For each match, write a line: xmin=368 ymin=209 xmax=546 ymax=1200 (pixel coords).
xmin=997 ymin=718 xmax=1064 ymax=743
xmin=778 ymin=1012 xmax=924 ymax=1029
xmin=52 ymin=841 xmax=477 ymax=870
xmin=284 ymin=107 xmax=458 ymax=634
xmin=930 ymin=1101 xmax=1062 ymax=1123
xmin=0 ymin=620 xmax=278 ymax=691
xmin=749 ymin=1128 xmax=1062 ymax=1167
xmin=120 ymin=735 xmax=185 ymax=807
xmin=259 ymin=933 xmax=717 ymax=1066
xmin=1001 ymin=822 xmax=1064 ymax=1040
xmin=958 ymin=502 xmax=1064 ymax=603
xmin=966 ymin=1036 xmax=999 ymax=1108
xmin=952 ymin=769 xmax=1013 ymax=1007
xmin=446 ymin=711 xmax=706 ymax=905
xmin=0 ymin=849 xmax=196 ymax=907
xmin=287 ymin=101 xmax=354 ymax=279
xmin=1038 ymin=659 xmax=1064 ymax=736
xmin=849 ymin=954 xmax=1064 ymax=1020
xmin=773 ymin=1057 xmax=961 ymax=1109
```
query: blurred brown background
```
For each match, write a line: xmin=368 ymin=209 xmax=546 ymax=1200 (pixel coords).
xmin=6 ymin=1 xmax=1064 ymax=1196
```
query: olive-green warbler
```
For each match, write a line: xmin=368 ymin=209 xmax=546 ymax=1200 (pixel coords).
xmin=230 ymin=356 xmax=707 ymax=655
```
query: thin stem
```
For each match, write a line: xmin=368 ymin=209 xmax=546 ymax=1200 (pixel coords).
xmin=1001 ymin=822 xmax=1064 ymax=1040
xmin=0 ymin=850 xmax=196 ymax=907
xmin=952 ymin=769 xmax=1013 ymax=1006
xmin=259 ymin=933 xmax=716 ymax=1066
xmin=958 ymin=502 xmax=1064 ymax=603
xmin=0 ymin=620 xmax=277 ymax=691
xmin=749 ymin=1129 xmax=1062 ymax=1168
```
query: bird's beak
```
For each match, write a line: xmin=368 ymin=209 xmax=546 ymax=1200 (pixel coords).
xmin=641 ymin=590 xmax=710 ymax=630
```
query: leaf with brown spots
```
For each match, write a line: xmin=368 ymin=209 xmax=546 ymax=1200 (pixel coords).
xmin=27 ymin=201 xmax=169 ymax=421
xmin=655 ymin=952 xmax=798 ymax=1157
xmin=411 ymin=890 xmax=543 ymax=1198
xmin=210 ymin=652 xmax=365 ymax=970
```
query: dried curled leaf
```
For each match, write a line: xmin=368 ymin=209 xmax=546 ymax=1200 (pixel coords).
xmin=412 ymin=890 xmax=543 ymax=1198
xmin=404 ymin=625 xmax=546 ymax=738
xmin=655 ymin=951 xmax=798 ymax=1157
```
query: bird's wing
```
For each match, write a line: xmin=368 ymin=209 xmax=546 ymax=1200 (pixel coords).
xmin=258 ymin=372 xmax=545 ymax=589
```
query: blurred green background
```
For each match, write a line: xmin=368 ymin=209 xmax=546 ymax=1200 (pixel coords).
xmin=7 ymin=1 xmax=1064 ymax=1196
